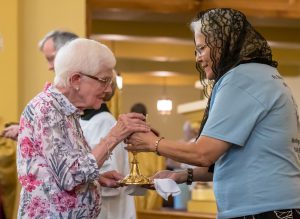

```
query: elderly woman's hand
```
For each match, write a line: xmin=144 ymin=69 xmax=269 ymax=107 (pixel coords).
xmin=109 ymin=113 xmax=150 ymax=142
xmin=98 ymin=170 xmax=124 ymax=188
xmin=92 ymin=113 xmax=151 ymax=167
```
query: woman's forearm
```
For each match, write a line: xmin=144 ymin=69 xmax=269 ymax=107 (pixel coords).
xmin=193 ymin=167 xmax=213 ymax=182
xmin=156 ymin=138 xmax=213 ymax=167
xmin=92 ymin=134 xmax=119 ymax=167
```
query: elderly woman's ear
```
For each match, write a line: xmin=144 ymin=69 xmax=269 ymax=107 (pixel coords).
xmin=69 ymin=72 xmax=82 ymax=90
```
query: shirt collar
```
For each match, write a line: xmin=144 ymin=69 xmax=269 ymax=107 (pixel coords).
xmin=81 ymin=103 xmax=110 ymax=120
xmin=44 ymin=83 xmax=82 ymax=116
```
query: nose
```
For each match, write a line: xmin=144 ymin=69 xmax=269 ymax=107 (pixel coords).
xmin=102 ymin=85 xmax=113 ymax=101
xmin=195 ymin=53 xmax=202 ymax=63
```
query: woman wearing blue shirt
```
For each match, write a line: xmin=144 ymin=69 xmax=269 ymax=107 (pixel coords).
xmin=128 ymin=8 xmax=300 ymax=219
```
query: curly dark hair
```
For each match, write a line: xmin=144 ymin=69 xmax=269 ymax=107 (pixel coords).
xmin=190 ymin=8 xmax=277 ymax=137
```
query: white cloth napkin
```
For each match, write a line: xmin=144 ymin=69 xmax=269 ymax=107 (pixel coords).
xmin=154 ymin=179 xmax=181 ymax=200
xmin=125 ymin=179 xmax=181 ymax=200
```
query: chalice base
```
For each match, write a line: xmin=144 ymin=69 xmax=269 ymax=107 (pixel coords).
xmin=119 ymin=173 xmax=153 ymax=186
xmin=119 ymin=159 xmax=153 ymax=186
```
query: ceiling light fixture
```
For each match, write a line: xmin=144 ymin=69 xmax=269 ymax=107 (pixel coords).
xmin=116 ymin=73 xmax=123 ymax=90
xmin=157 ymin=77 xmax=172 ymax=115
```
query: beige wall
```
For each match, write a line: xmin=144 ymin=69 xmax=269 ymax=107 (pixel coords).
xmin=0 ymin=0 xmax=19 ymax=126
xmin=19 ymin=0 xmax=86 ymax=113
xmin=0 ymin=0 xmax=86 ymax=127
xmin=0 ymin=0 xmax=86 ymax=125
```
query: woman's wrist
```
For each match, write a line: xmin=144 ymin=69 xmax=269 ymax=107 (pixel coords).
xmin=174 ymin=170 xmax=189 ymax=184
xmin=104 ymin=134 xmax=119 ymax=148
xmin=154 ymin=137 xmax=164 ymax=155
xmin=186 ymin=168 xmax=193 ymax=185
xmin=96 ymin=134 xmax=119 ymax=161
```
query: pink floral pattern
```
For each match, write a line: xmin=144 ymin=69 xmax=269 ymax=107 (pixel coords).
xmin=17 ymin=84 xmax=102 ymax=218
xmin=19 ymin=173 xmax=42 ymax=192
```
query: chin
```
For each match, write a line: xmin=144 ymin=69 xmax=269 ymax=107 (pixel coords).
xmin=205 ymin=70 xmax=215 ymax=80
xmin=205 ymin=74 xmax=212 ymax=80
xmin=93 ymin=101 xmax=103 ymax=109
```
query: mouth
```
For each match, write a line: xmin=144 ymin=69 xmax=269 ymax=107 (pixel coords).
xmin=202 ymin=64 xmax=209 ymax=69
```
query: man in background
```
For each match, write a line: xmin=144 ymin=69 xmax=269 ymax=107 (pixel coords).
xmin=39 ymin=30 xmax=78 ymax=71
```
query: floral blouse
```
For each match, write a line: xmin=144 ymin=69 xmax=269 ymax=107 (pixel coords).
xmin=17 ymin=84 xmax=101 ymax=219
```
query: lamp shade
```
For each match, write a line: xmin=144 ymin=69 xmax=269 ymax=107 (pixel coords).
xmin=157 ymin=98 xmax=172 ymax=115
xmin=116 ymin=75 xmax=123 ymax=90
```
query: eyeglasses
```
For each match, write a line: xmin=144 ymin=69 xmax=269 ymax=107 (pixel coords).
xmin=80 ymin=73 xmax=112 ymax=87
xmin=194 ymin=44 xmax=207 ymax=57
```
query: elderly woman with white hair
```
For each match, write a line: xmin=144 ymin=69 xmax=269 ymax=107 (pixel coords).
xmin=16 ymin=38 xmax=149 ymax=219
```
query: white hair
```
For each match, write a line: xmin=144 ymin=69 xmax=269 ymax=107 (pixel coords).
xmin=190 ymin=20 xmax=203 ymax=37
xmin=53 ymin=38 xmax=116 ymax=87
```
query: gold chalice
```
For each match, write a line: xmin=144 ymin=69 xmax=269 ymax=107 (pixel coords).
xmin=119 ymin=114 xmax=153 ymax=186
xmin=119 ymin=147 xmax=153 ymax=186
